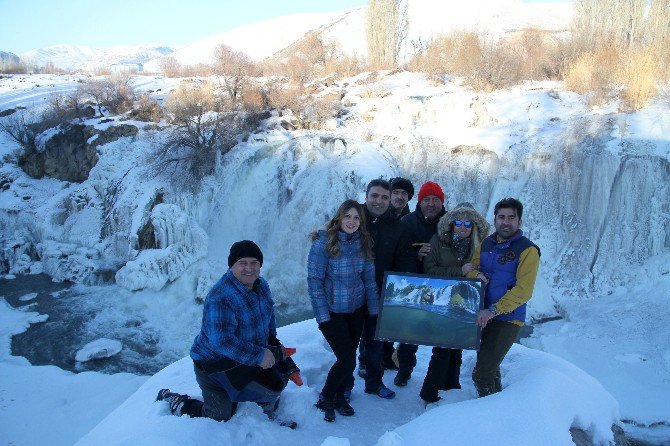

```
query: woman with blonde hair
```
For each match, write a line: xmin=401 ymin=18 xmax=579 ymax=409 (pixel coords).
xmin=420 ymin=202 xmax=490 ymax=404
xmin=307 ymin=199 xmax=379 ymax=422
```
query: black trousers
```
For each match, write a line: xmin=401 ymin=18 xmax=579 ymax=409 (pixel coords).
xmin=319 ymin=306 xmax=366 ymax=400
xmin=396 ymin=342 xmax=419 ymax=379
xmin=472 ymin=320 xmax=521 ymax=397
xmin=419 ymin=348 xmax=462 ymax=402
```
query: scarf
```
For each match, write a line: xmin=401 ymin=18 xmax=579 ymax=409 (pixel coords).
xmin=452 ymin=232 xmax=471 ymax=262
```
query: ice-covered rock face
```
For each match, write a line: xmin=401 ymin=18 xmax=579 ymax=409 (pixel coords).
xmin=1 ymin=73 xmax=669 ymax=318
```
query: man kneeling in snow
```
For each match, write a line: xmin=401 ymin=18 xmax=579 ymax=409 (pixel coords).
xmin=156 ymin=240 xmax=301 ymax=429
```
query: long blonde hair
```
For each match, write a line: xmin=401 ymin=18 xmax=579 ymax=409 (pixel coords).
xmin=312 ymin=199 xmax=374 ymax=260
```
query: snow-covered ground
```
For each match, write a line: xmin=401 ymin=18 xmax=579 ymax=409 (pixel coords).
xmin=1 ymin=67 xmax=669 ymax=445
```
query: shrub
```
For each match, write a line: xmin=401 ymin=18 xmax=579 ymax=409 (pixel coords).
xmin=617 ymin=48 xmax=658 ymax=111
xmin=130 ymin=94 xmax=162 ymax=122
xmin=78 ymin=75 xmax=136 ymax=116
xmin=152 ymin=81 xmax=255 ymax=189
xmin=266 ymin=84 xmax=339 ymax=129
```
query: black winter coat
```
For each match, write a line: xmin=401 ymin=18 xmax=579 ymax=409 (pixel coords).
xmin=363 ymin=205 xmax=416 ymax=289
xmin=400 ymin=203 xmax=447 ymax=273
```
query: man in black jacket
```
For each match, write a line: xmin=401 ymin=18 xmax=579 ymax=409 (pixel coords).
xmin=354 ymin=178 xmax=415 ymax=399
xmin=394 ymin=181 xmax=447 ymax=387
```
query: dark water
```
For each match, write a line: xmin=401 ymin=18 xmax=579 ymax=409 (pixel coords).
xmin=0 ymin=274 xmax=312 ymax=376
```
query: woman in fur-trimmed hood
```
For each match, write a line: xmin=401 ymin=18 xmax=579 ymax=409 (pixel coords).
xmin=424 ymin=203 xmax=491 ymax=277
xmin=419 ymin=202 xmax=490 ymax=404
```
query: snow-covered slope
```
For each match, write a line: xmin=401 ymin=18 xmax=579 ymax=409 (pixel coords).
xmin=143 ymin=11 xmax=350 ymax=71
xmin=19 ymin=44 xmax=173 ymax=71
xmin=74 ymin=320 xmax=619 ymax=446
xmin=26 ymin=1 xmax=573 ymax=72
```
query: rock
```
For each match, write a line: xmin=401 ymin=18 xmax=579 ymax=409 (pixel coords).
xmin=18 ymin=123 xmax=138 ymax=182
xmin=570 ymin=424 xmax=627 ymax=446
xmin=75 ymin=338 xmax=123 ymax=362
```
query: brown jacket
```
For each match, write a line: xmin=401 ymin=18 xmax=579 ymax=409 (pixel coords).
xmin=424 ymin=205 xmax=490 ymax=277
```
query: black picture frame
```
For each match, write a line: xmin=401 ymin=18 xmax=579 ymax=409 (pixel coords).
xmin=375 ymin=271 xmax=484 ymax=350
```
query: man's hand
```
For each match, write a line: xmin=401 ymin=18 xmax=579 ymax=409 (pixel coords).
xmin=476 ymin=309 xmax=495 ymax=328
xmin=475 ymin=272 xmax=489 ymax=285
xmin=258 ymin=348 xmax=276 ymax=369
xmin=416 ymin=243 xmax=431 ymax=261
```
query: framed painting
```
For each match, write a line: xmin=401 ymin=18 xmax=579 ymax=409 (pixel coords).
xmin=375 ymin=272 xmax=484 ymax=350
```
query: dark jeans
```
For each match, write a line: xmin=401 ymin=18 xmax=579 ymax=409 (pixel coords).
xmin=472 ymin=320 xmax=521 ymax=397
xmin=396 ymin=343 xmax=419 ymax=379
xmin=358 ymin=315 xmax=384 ymax=391
xmin=320 ymin=306 xmax=366 ymax=400
xmin=192 ymin=361 xmax=285 ymax=421
xmin=420 ymin=348 xmax=462 ymax=402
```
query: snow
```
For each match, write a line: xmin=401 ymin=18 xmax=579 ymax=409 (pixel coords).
xmin=1 ymin=30 xmax=670 ymax=446
xmin=0 ymin=298 xmax=146 ymax=446
xmin=76 ymin=320 xmax=619 ymax=446
xmin=75 ymin=338 xmax=123 ymax=362
xmin=18 ymin=292 xmax=38 ymax=301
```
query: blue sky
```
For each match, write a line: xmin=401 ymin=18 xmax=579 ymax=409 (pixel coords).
xmin=0 ymin=0 xmax=572 ymax=54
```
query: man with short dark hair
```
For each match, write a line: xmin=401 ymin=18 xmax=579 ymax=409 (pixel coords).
xmin=156 ymin=240 xmax=300 ymax=428
xmin=467 ymin=198 xmax=540 ymax=397
xmin=353 ymin=178 xmax=415 ymax=399
xmin=389 ymin=177 xmax=414 ymax=219
xmin=394 ymin=181 xmax=447 ymax=387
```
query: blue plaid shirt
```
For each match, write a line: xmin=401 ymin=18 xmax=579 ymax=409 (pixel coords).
xmin=190 ymin=270 xmax=276 ymax=366
xmin=307 ymin=230 xmax=379 ymax=323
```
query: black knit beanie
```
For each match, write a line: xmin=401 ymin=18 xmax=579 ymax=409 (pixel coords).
xmin=228 ymin=240 xmax=263 ymax=267
xmin=390 ymin=177 xmax=415 ymax=200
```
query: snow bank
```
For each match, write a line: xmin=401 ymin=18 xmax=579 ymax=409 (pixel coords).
xmin=77 ymin=320 xmax=620 ymax=446
xmin=0 ymin=298 xmax=147 ymax=446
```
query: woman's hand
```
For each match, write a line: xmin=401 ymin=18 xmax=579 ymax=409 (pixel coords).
xmin=462 ymin=263 xmax=475 ymax=275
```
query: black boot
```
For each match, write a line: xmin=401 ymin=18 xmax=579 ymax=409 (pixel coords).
xmin=156 ymin=388 xmax=190 ymax=416
xmin=336 ymin=394 xmax=355 ymax=416
xmin=316 ymin=396 xmax=336 ymax=422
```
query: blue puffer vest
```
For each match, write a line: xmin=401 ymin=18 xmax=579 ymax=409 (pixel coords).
xmin=479 ymin=230 xmax=539 ymax=323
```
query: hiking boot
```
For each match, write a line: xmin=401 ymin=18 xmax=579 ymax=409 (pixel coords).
xmin=156 ymin=388 xmax=189 ymax=416
xmin=336 ymin=398 xmax=355 ymax=416
xmin=365 ymin=384 xmax=396 ymax=399
xmin=423 ymin=396 xmax=442 ymax=408
xmin=264 ymin=406 xmax=298 ymax=429
xmin=357 ymin=363 xmax=367 ymax=378
xmin=316 ymin=396 xmax=336 ymax=422
xmin=394 ymin=373 xmax=410 ymax=387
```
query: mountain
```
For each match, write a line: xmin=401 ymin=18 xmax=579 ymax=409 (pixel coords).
xmin=142 ymin=10 xmax=350 ymax=71
xmin=146 ymin=0 xmax=572 ymax=70
xmin=19 ymin=44 xmax=173 ymax=71
xmin=0 ymin=51 xmax=22 ymax=67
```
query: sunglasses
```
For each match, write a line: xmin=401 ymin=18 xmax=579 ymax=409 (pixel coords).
xmin=454 ymin=220 xmax=473 ymax=228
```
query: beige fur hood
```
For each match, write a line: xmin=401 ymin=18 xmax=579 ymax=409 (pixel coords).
xmin=436 ymin=204 xmax=491 ymax=246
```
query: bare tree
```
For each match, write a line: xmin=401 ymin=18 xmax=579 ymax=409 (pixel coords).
xmin=212 ymin=44 xmax=256 ymax=101
xmin=365 ymin=0 xmax=408 ymax=69
xmin=158 ymin=55 xmax=182 ymax=77
xmin=152 ymin=82 xmax=251 ymax=187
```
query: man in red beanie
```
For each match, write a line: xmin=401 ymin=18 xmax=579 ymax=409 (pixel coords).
xmin=394 ymin=181 xmax=447 ymax=387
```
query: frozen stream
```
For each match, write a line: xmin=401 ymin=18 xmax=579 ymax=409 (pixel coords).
xmin=1 ymin=274 xmax=311 ymax=375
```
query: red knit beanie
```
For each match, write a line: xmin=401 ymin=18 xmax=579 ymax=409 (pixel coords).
xmin=418 ymin=181 xmax=444 ymax=203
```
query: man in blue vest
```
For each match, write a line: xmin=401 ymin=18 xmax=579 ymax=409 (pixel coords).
xmin=466 ymin=198 xmax=540 ymax=397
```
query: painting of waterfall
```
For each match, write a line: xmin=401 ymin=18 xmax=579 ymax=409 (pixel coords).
xmin=376 ymin=273 xmax=484 ymax=350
